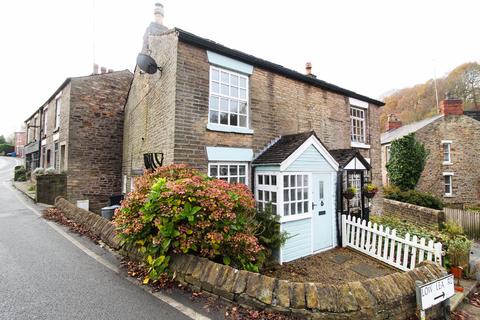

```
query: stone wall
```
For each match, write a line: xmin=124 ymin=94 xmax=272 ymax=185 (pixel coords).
xmin=67 ymin=70 xmax=133 ymax=213
xmin=415 ymin=115 xmax=480 ymax=205
xmin=55 ymin=196 xmax=445 ymax=320
xmin=37 ymin=174 xmax=67 ymax=205
xmin=383 ymin=198 xmax=445 ymax=229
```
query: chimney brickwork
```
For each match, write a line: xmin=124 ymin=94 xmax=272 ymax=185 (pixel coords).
xmin=386 ymin=114 xmax=402 ymax=131
xmin=439 ymin=98 xmax=464 ymax=116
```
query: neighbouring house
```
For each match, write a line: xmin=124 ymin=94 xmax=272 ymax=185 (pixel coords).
xmin=381 ymin=97 xmax=480 ymax=207
xmin=122 ymin=5 xmax=384 ymax=263
xmin=23 ymin=69 xmax=133 ymax=212
xmin=14 ymin=131 xmax=26 ymax=158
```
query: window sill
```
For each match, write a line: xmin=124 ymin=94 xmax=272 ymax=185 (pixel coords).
xmin=280 ymin=213 xmax=312 ymax=223
xmin=207 ymin=123 xmax=254 ymax=135
xmin=350 ymin=142 xmax=370 ymax=149
xmin=444 ymin=194 xmax=455 ymax=198
xmin=53 ymin=127 xmax=59 ymax=133
xmin=443 ymin=161 xmax=453 ymax=165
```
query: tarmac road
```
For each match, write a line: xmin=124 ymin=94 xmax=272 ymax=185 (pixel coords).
xmin=0 ymin=156 xmax=209 ymax=320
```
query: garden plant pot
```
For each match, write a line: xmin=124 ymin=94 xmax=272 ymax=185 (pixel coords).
xmin=364 ymin=192 xmax=376 ymax=199
xmin=343 ymin=193 xmax=355 ymax=200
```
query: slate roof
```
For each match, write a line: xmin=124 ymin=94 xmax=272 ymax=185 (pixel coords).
xmin=174 ymin=28 xmax=384 ymax=106
xmin=464 ymin=111 xmax=480 ymax=121
xmin=329 ymin=149 xmax=371 ymax=170
xmin=253 ymin=131 xmax=318 ymax=165
xmin=380 ymin=114 xmax=444 ymax=144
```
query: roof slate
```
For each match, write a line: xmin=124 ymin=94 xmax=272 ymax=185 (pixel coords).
xmin=380 ymin=115 xmax=444 ymax=144
xmin=253 ymin=131 xmax=316 ymax=165
xmin=329 ymin=149 xmax=371 ymax=170
xmin=464 ymin=111 xmax=480 ymax=121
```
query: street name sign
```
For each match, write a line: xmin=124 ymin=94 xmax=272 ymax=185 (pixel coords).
xmin=416 ymin=274 xmax=454 ymax=310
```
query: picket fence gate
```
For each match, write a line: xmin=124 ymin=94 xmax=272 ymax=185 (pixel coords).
xmin=445 ymin=208 xmax=480 ymax=240
xmin=341 ymin=215 xmax=442 ymax=272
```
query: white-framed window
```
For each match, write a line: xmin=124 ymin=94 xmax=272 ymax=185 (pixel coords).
xmin=350 ymin=106 xmax=366 ymax=144
xmin=53 ymin=141 xmax=59 ymax=170
xmin=256 ymin=173 xmax=278 ymax=214
xmin=443 ymin=172 xmax=454 ymax=196
xmin=442 ymin=141 xmax=452 ymax=164
xmin=55 ymin=97 xmax=61 ymax=130
xmin=208 ymin=162 xmax=248 ymax=185
xmin=43 ymin=108 xmax=48 ymax=136
xmin=348 ymin=172 xmax=362 ymax=208
xmin=283 ymin=174 xmax=309 ymax=217
xmin=209 ymin=66 xmax=249 ymax=128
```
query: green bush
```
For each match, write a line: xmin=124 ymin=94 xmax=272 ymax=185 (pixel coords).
xmin=386 ymin=133 xmax=427 ymax=190
xmin=254 ymin=204 xmax=289 ymax=262
xmin=384 ymin=185 xmax=444 ymax=210
xmin=114 ymin=164 xmax=266 ymax=283
xmin=14 ymin=166 xmax=27 ymax=182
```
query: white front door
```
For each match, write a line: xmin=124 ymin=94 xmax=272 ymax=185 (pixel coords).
xmin=312 ymin=173 xmax=334 ymax=252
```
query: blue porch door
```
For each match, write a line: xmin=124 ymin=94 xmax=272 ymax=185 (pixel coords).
xmin=312 ymin=173 xmax=334 ymax=252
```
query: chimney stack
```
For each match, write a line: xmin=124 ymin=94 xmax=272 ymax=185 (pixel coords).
xmin=439 ymin=93 xmax=464 ymax=116
xmin=100 ymin=66 xmax=107 ymax=74
xmin=305 ymin=62 xmax=316 ymax=78
xmin=154 ymin=3 xmax=164 ymax=25
xmin=93 ymin=63 xmax=99 ymax=75
xmin=386 ymin=114 xmax=402 ymax=131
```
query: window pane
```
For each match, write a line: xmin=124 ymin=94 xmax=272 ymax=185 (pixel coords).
xmin=210 ymin=96 xmax=219 ymax=110
xmin=297 ymin=202 xmax=303 ymax=214
xmin=231 ymin=87 xmax=238 ymax=98
xmin=209 ymin=165 xmax=218 ymax=177
xmin=290 ymin=189 xmax=296 ymax=201
xmin=297 ymin=175 xmax=302 ymax=187
xmin=303 ymin=175 xmax=308 ymax=186
xmin=229 ymin=100 xmax=238 ymax=113
xmin=220 ymin=165 xmax=228 ymax=176
xmin=239 ymin=77 xmax=246 ymax=88
xmin=272 ymin=205 xmax=277 ymax=214
xmin=212 ymin=69 xmax=220 ymax=81
xmin=230 ymin=114 xmax=238 ymax=126
xmin=271 ymin=192 xmax=277 ymax=203
xmin=265 ymin=192 xmax=270 ymax=202
xmin=303 ymin=188 xmax=308 ymax=200
xmin=258 ymin=202 xmax=263 ymax=211
xmin=221 ymin=84 xmax=229 ymax=95
xmin=239 ymin=102 xmax=247 ymax=114
xmin=258 ymin=190 xmax=263 ymax=201
xmin=209 ymin=111 xmax=219 ymax=124
xmin=220 ymin=112 xmax=228 ymax=124
xmin=221 ymin=71 xmax=229 ymax=83
xmin=230 ymin=74 xmax=238 ymax=86
xmin=304 ymin=201 xmax=308 ymax=213
xmin=297 ymin=188 xmax=302 ymax=200
xmin=239 ymin=89 xmax=246 ymax=99
xmin=265 ymin=175 xmax=270 ymax=185
xmin=284 ymin=189 xmax=289 ymax=201
xmin=291 ymin=203 xmax=296 ymax=215
xmin=212 ymin=82 xmax=219 ymax=94
xmin=239 ymin=166 xmax=245 ymax=175
xmin=239 ymin=177 xmax=246 ymax=184
xmin=284 ymin=175 xmax=289 ymax=187
xmin=290 ymin=175 xmax=296 ymax=187
xmin=220 ymin=98 xmax=229 ymax=111
xmin=258 ymin=175 xmax=263 ymax=185
xmin=230 ymin=177 xmax=238 ymax=183
xmin=319 ymin=181 xmax=324 ymax=199
xmin=239 ymin=115 xmax=247 ymax=127
xmin=284 ymin=204 xmax=289 ymax=216
xmin=271 ymin=175 xmax=277 ymax=185
xmin=229 ymin=165 xmax=238 ymax=176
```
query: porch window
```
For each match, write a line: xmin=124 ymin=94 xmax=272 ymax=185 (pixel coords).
xmin=350 ymin=106 xmax=366 ymax=144
xmin=348 ymin=173 xmax=362 ymax=208
xmin=283 ymin=174 xmax=309 ymax=217
xmin=256 ymin=174 xmax=277 ymax=214
xmin=208 ymin=162 xmax=248 ymax=184
xmin=209 ymin=66 xmax=249 ymax=128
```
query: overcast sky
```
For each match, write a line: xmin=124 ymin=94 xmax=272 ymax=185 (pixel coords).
xmin=0 ymin=0 xmax=478 ymax=137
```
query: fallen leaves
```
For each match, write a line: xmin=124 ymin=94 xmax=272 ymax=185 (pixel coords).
xmin=42 ymin=207 xmax=100 ymax=243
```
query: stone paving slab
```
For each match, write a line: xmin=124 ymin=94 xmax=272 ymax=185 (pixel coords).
xmin=330 ymin=253 xmax=352 ymax=265
xmin=350 ymin=262 xmax=393 ymax=278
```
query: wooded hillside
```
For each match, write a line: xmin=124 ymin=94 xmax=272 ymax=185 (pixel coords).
xmin=380 ymin=62 xmax=480 ymax=131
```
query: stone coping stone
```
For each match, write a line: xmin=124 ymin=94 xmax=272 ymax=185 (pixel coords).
xmin=54 ymin=196 xmax=446 ymax=319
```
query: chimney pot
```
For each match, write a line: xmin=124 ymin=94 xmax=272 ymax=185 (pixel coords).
xmin=386 ymin=114 xmax=402 ymax=131
xmin=100 ymin=66 xmax=107 ymax=74
xmin=154 ymin=3 xmax=164 ymax=25
xmin=305 ymin=62 xmax=312 ymax=75
xmin=93 ymin=63 xmax=99 ymax=75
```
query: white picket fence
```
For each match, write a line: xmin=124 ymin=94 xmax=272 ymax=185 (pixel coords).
xmin=341 ymin=215 xmax=442 ymax=271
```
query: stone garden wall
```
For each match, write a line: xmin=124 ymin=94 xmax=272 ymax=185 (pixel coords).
xmin=55 ymin=197 xmax=444 ymax=319
xmin=383 ymin=198 xmax=445 ymax=229
xmin=37 ymin=174 xmax=67 ymax=205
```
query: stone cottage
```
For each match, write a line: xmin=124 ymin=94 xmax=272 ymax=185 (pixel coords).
xmin=23 ymin=69 xmax=133 ymax=212
xmin=381 ymin=98 xmax=480 ymax=207
xmin=123 ymin=6 xmax=384 ymax=262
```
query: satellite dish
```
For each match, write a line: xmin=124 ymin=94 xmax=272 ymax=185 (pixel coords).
xmin=136 ymin=53 xmax=160 ymax=74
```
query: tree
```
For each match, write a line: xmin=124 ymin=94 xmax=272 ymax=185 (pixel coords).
xmin=386 ymin=133 xmax=428 ymax=190
xmin=446 ymin=62 xmax=480 ymax=109
xmin=0 ymin=135 xmax=5 ymax=144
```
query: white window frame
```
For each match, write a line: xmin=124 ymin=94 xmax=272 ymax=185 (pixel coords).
xmin=350 ymin=105 xmax=368 ymax=147
xmin=443 ymin=172 xmax=454 ymax=197
xmin=208 ymin=162 xmax=249 ymax=185
xmin=53 ymin=141 xmax=59 ymax=171
xmin=347 ymin=172 xmax=362 ymax=208
xmin=55 ymin=96 xmax=61 ymax=130
xmin=442 ymin=140 xmax=452 ymax=165
xmin=208 ymin=66 xmax=250 ymax=131
xmin=43 ymin=107 xmax=48 ymax=136
xmin=256 ymin=172 xmax=279 ymax=215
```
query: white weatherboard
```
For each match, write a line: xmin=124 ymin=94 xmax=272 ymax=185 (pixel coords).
xmin=416 ymin=275 xmax=454 ymax=310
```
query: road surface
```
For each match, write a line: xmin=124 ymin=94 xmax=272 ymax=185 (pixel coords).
xmin=0 ymin=156 xmax=212 ymax=320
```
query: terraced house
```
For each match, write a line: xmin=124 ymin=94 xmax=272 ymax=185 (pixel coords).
xmin=23 ymin=69 xmax=133 ymax=213
xmin=123 ymin=7 xmax=384 ymax=263
xmin=381 ymin=97 xmax=480 ymax=207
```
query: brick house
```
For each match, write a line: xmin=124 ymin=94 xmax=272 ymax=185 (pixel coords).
xmin=381 ymin=98 xmax=480 ymax=206
xmin=123 ymin=9 xmax=384 ymax=262
xmin=23 ymin=70 xmax=133 ymax=212
xmin=14 ymin=131 xmax=26 ymax=158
